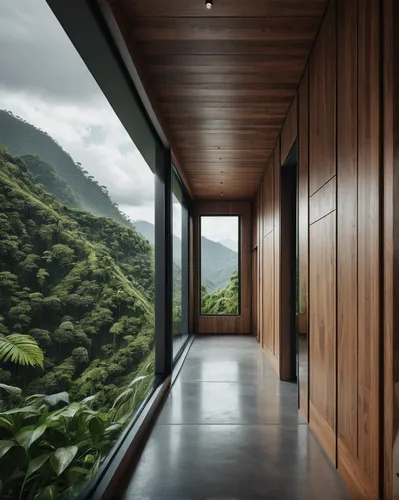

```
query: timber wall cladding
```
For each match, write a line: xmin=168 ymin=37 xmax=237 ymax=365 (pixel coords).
xmin=252 ymin=0 xmax=382 ymax=496
xmin=308 ymin=0 xmax=337 ymax=465
xmin=305 ymin=0 xmax=380 ymax=496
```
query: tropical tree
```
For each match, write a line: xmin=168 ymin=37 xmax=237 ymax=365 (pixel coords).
xmin=0 ymin=334 xmax=43 ymax=368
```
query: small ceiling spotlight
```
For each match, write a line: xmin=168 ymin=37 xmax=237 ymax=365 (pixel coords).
xmin=220 ymin=192 xmax=224 ymax=197
xmin=205 ymin=0 xmax=212 ymax=9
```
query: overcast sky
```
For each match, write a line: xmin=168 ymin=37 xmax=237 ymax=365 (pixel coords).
xmin=0 ymin=0 xmax=237 ymax=244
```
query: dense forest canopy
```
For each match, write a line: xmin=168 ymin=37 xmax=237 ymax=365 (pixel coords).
xmin=0 ymin=145 xmax=156 ymax=499
xmin=201 ymin=271 xmax=239 ymax=315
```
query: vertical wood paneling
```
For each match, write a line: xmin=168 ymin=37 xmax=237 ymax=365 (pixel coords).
xmin=250 ymin=1 xmax=384 ymax=496
xmin=263 ymin=230 xmax=274 ymax=352
xmin=281 ymin=94 xmax=298 ymax=164
xmin=258 ymin=182 xmax=264 ymax=346
xmin=308 ymin=0 xmax=337 ymax=469
xmin=298 ymin=65 xmax=309 ymax=421
xmin=337 ymin=0 xmax=358 ymax=460
xmin=310 ymin=211 xmax=336 ymax=462
xmin=263 ymin=153 xmax=275 ymax=237
xmin=274 ymin=140 xmax=281 ymax=360
xmin=382 ymin=0 xmax=398 ymax=497
xmin=252 ymin=248 xmax=258 ymax=339
xmin=309 ymin=0 xmax=336 ymax=195
xmin=357 ymin=0 xmax=380 ymax=487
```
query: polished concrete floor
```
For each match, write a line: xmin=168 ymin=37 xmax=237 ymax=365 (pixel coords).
xmin=123 ymin=336 xmax=350 ymax=500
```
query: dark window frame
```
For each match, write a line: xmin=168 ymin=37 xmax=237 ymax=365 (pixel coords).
xmin=41 ymin=0 xmax=192 ymax=498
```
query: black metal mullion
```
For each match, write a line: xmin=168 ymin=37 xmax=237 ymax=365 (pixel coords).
xmin=155 ymin=146 xmax=173 ymax=378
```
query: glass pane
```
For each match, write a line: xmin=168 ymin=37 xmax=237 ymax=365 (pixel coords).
xmin=172 ymin=171 xmax=189 ymax=358
xmin=0 ymin=1 xmax=156 ymax=498
xmin=200 ymin=216 xmax=240 ymax=315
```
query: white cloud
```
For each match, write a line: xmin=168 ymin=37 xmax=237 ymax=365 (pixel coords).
xmin=201 ymin=216 xmax=239 ymax=244
xmin=0 ymin=0 xmax=155 ymax=223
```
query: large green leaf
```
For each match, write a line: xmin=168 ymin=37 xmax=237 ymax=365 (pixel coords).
xmin=50 ymin=446 xmax=78 ymax=476
xmin=26 ymin=452 xmax=52 ymax=478
xmin=0 ymin=383 xmax=22 ymax=396
xmin=3 ymin=405 xmax=40 ymax=416
xmin=0 ymin=416 xmax=13 ymax=431
xmin=43 ymin=392 xmax=69 ymax=407
xmin=16 ymin=424 xmax=47 ymax=451
xmin=0 ymin=334 xmax=43 ymax=368
xmin=0 ymin=440 xmax=15 ymax=459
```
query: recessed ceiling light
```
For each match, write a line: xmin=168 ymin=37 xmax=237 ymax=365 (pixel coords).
xmin=205 ymin=0 xmax=212 ymax=9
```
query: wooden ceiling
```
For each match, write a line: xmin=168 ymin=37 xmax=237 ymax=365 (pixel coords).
xmin=106 ymin=0 xmax=329 ymax=200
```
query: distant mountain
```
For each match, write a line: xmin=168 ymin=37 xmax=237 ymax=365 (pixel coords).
xmin=0 ymin=110 xmax=129 ymax=227
xmin=201 ymin=236 xmax=238 ymax=292
xmin=134 ymin=220 xmax=182 ymax=265
xmin=134 ymin=220 xmax=237 ymax=292
xmin=219 ymin=238 xmax=238 ymax=252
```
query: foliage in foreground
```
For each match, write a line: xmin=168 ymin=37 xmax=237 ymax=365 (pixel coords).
xmin=0 ymin=354 xmax=154 ymax=500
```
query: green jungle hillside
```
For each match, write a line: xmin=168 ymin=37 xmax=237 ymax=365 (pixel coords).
xmin=201 ymin=271 xmax=239 ymax=315
xmin=0 ymin=146 xmax=155 ymax=499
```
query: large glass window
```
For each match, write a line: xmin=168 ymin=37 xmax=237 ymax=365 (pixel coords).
xmin=0 ymin=1 xmax=157 ymax=498
xmin=200 ymin=216 xmax=240 ymax=315
xmin=172 ymin=170 xmax=189 ymax=358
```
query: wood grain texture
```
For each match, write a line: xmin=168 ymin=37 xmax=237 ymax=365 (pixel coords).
xmin=336 ymin=0 xmax=358 ymax=462
xmin=263 ymin=154 xmax=275 ymax=237
xmin=273 ymin=140 xmax=281 ymax=361
xmin=309 ymin=177 xmax=336 ymax=224
xmin=309 ymin=211 xmax=336 ymax=461
xmin=357 ymin=0 xmax=380 ymax=487
xmin=298 ymin=66 xmax=309 ymax=421
xmin=252 ymin=248 xmax=258 ymax=339
xmin=263 ymin=230 xmax=275 ymax=351
xmin=194 ymin=201 xmax=251 ymax=334
xmin=337 ymin=438 xmax=377 ymax=499
xmin=107 ymin=0 xmax=329 ymax=199
xmin=309 ymin=0 xmax=337 ymax=195
xmin=382 ymin=0 xmax=397 ymax=497
xmin=258 ymin=184 xmax=264 ymax=346
xmin=264 ymin=343 xmax=279 ymax=376
xmin=310 ymin=400 xmax=336 ymax=463
xmin=111 ymin=0 xmax=329 ymax=18
xmin=281 ymin=94 xmax=298 ymax=164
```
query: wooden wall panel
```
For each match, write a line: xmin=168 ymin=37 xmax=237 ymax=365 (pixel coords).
xmin=250 ymin=1 xmax=385 ymax=496
xmin=263 ymin=231 xmax=274 ymax=353
xmin=194 ymin=201 xmax=251 ymax=334
xmin=281 ymin=94 xmax=298 ymax=164
xmin=252 ymin=248 xmax=258 ymax=339
xmin=263 ymin=154 xmax=274 ymax=236
xmin=357 ymin=0 xmax=380 ymax=489
xmin=383 ymin=0 xmax=399 ymax=498
xmin=258 ymin=183 xmax=264 ymax=346
xmin=309 ymin=177 xmax=336 ymax=224
xmin=309 ymin=211 xmax=336 ymax=463
xmin=273 ymin=140 xmax=281 ymax=360
xmin=298 ymin=65 xmax=309 ymax=421
xmin=336 ymin=0 xmax=358 ymax=464
xmin=309 ymin=0 xmax=336 ymax=195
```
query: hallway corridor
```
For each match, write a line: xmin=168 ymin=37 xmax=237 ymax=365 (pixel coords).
xmin=122 ymin=336 xmax=349 ymax=499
